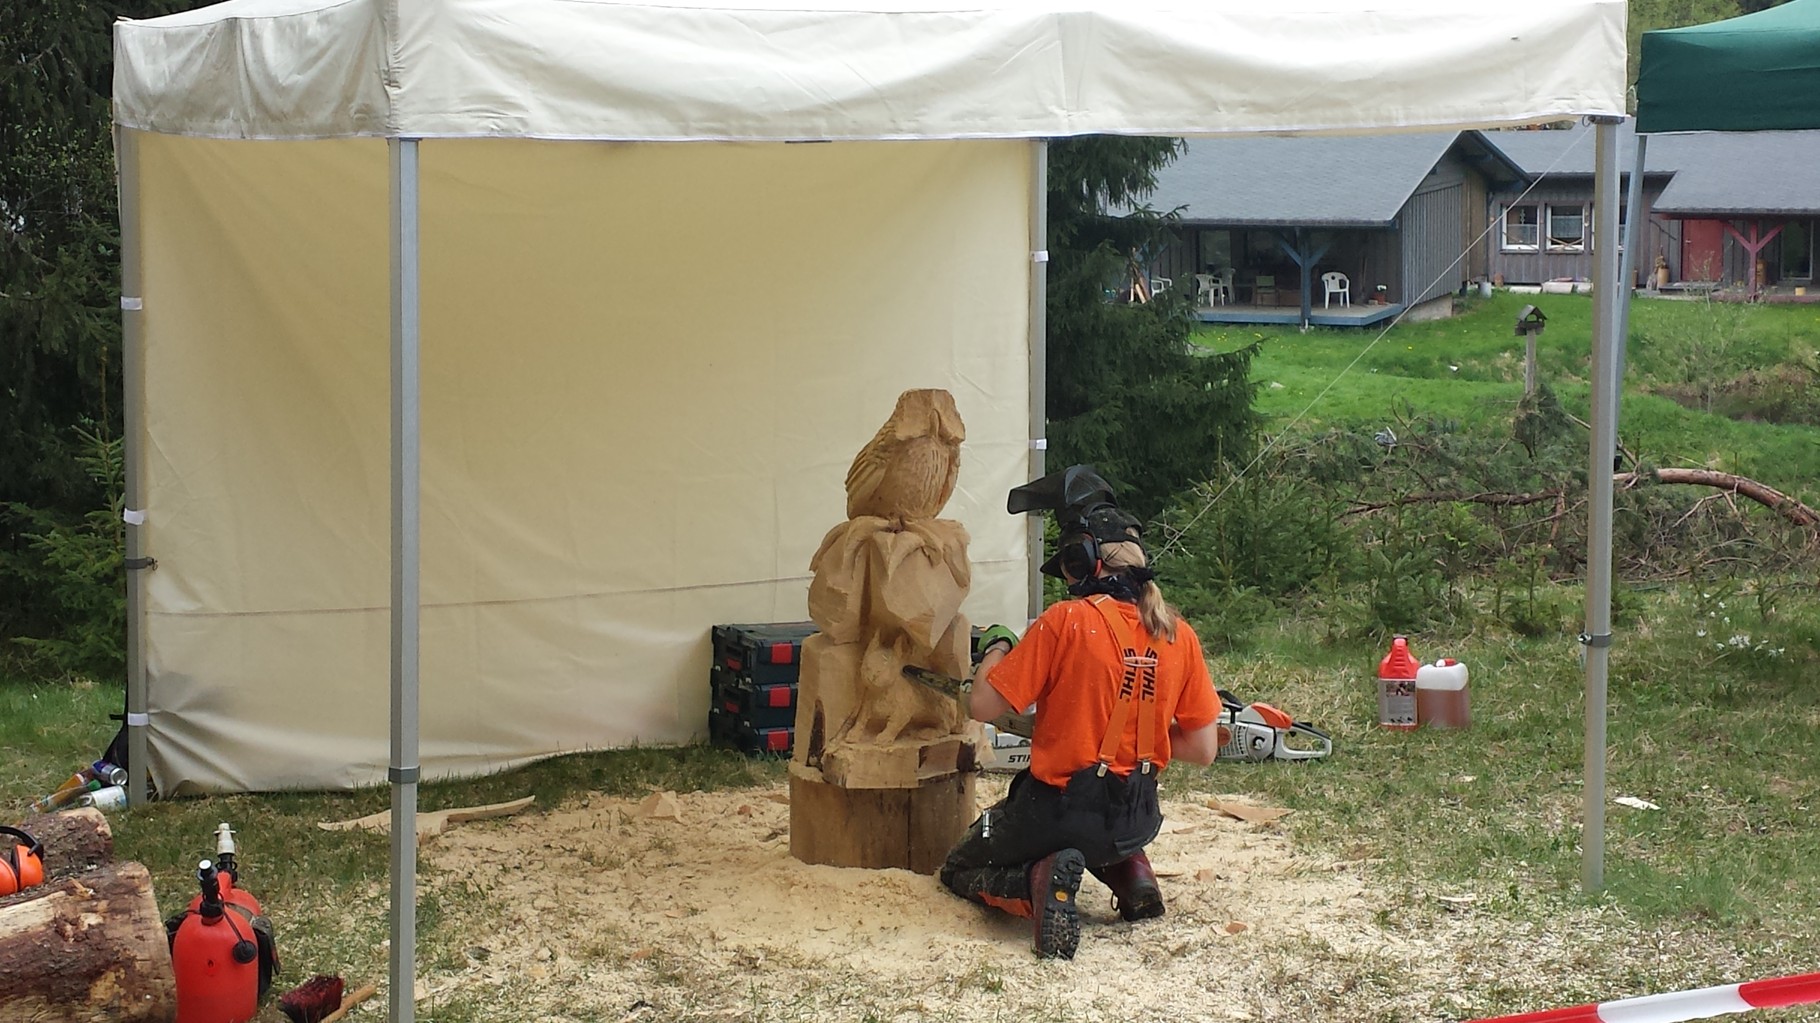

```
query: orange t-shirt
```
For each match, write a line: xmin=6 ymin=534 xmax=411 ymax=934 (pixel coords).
xmin=985 ymin=596 xmax=1220 ymax=788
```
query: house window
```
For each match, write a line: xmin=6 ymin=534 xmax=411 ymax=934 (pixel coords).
xmin=1546 ymin=204 xmax=1586 ymax=251
xmin=1503 ymin=205 xmax=1539 ymax=250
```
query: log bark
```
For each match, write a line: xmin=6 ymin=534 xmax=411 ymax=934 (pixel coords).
xmin=0 ymin=861 xmax=177 ymax=1023
xmin=14 ymin=808 xmax=115 ymax=879
xmin=1619 ymin=468 xmax=1820 ymax=530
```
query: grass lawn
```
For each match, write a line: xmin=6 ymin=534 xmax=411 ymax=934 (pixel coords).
xmin=1200 ymin=292 xmax=1820 ymax=502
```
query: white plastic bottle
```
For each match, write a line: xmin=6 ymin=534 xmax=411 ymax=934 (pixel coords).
xmin=1415 ymin=658 xmax=1470 ymax=729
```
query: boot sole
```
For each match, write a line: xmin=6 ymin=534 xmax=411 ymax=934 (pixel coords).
xmin=1116 ymin=888 xmax=1165 ymax=922
xmin=1033 ymin=849 xmax=1085 ymax=960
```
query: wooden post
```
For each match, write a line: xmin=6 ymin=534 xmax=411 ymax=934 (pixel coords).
xmin=0 ymin=861 xmax=178 ymax=1022
xmin=1525 ymin=334 xmax=1539 ymax=395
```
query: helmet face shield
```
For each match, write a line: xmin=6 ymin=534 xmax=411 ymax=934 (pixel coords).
xmin=1009 ymin=466 xmax=1144 ymax=579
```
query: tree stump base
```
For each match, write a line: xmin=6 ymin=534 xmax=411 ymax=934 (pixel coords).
xmin=788 ymin=741 xmax=977 ymax=875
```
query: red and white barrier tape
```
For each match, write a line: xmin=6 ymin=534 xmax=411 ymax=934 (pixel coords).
xmin=1470 ymin=970 xmax=1820 ymax=1023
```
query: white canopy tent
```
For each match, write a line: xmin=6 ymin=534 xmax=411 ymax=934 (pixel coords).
xmin=113 ymin=0 xmax=1625 ymax=1017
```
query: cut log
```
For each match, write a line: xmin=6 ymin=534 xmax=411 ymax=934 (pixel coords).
xmin=0 ymin=861 xmax=177 ymax=1023
xmin=14 ymin=807 xmax=115 ymax=878
xmin=788 ymin=762 xmax=975 ymax=875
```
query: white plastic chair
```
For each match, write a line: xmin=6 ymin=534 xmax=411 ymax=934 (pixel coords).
xmin=1194 ymin=273 xmax=1217 ymax=307
xmin=1215 ymin=268 xmax=1234 ymax=305
xmin=1322 ymin=271 xmax=1351 ymax=308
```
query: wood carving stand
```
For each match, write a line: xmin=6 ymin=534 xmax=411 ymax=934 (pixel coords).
xmin=787 ymin=735 xmax=977 ymax=875
xmin=786 ymin=390 xmax=983 ymax=874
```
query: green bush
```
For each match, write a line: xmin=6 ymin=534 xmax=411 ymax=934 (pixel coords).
xmin=4 ymin=424 xmax=125 ymax=682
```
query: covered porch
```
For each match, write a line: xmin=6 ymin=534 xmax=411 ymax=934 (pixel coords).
xmin=1193 ymin=300 xmax=1405 ymax=327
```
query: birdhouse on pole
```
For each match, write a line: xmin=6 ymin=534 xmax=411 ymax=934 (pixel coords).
xmin=1514 ymin=305 xmax=1547 ymax=336
xmin=1515 ymin=304 xmax=1547 ymax=395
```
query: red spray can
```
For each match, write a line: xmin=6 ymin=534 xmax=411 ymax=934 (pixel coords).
xmin=1377 ymin=636 xmax=1419 ymax=730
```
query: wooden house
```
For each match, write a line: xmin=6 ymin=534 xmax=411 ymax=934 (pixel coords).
xmin=1141 ymin=132 xmax=1525 ymax=327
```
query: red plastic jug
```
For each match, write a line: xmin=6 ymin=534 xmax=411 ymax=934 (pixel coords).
xmin=1377 ymin=636 xmax=1419 ymax=730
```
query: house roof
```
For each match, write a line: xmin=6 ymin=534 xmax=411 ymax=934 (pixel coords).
xmin=1483 ymin=121 xmax=1820 ymax=216
xmin=1479 ymin=121 xmax=1670 ymax=176
xmin=1649 ymin=131 xmax=1820 ymax=216
xmin=1141 ymin=131 xmax=1522 ymax=229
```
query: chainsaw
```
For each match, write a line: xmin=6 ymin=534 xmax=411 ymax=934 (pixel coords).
xmin=1217 ymin=689 xmax=1332 ymax=762
xmin=900 ymin=665 xmax=1034 ymax=739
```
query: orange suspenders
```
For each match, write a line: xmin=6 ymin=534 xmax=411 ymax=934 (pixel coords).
xmin=1086 ymin=596 xmax=1160 ymax=776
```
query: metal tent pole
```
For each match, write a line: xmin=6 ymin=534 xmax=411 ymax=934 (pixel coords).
xmin=1583 ymin=118 xmax=1623 ymax=893
xmin=1027 ymin=140 xmax=1049 ymax=621
xmin=1616 ymin=133 xmax=1649 ymax=410
xmin=114 ymin=124 xmax=150 ymax=807
xmin=388 ymin=136 xmax=422 ymax=1023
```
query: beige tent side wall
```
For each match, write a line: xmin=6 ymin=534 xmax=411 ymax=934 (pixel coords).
xmin=136 ymin=134 xmax=1033 ymax=794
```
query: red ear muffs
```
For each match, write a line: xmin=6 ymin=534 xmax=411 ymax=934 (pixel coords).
xmin=0 ymin=825 xmax=46 ymax=896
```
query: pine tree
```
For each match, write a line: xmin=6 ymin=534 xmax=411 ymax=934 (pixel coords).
xmin=1044 ymin=137 xmax=1258 ymax=521
xmin=1 ymin=2 xmax=184 ymax=675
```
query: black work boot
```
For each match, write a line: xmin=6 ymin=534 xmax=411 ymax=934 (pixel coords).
xmin=943 ymin=863 xmax=1035 ymax=918
xmin=1028 ymin=849 xmax=1085 ymax=960
xmin=1089 ymin=851 xmax=1165 ymax=921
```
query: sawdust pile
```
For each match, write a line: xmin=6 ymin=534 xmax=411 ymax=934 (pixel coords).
xmin=417 ymin=778 xmax=1483 ymax=1022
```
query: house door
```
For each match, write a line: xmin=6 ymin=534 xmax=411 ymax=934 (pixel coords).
xmin=1681 ymin=219 xmax=1725 ymax=282
xmin=1781 ymin=220 xmax=1813 ymax=281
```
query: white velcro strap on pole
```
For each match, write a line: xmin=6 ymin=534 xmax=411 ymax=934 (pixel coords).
xmin=123 ymin=508 xmax=147 ymax=525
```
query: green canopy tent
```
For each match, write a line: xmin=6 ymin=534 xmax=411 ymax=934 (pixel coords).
xmin=1636 ymin=0 xmax=1820 ymax=134
xmin=1630 ymin=1 xmax=1820 ymax=296
xmin=1585 ymin=0 xmax=1820 ymax=891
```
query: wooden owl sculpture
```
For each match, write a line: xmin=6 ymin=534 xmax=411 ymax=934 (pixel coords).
xmin=844 ymin=389 xmax=965 ymax=523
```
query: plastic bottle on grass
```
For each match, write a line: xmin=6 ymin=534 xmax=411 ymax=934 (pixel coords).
xmin=1416 ymin=658 xmax=1470 ymax=729
xmin=1377 ymin=636 xmax=1418 ymax=730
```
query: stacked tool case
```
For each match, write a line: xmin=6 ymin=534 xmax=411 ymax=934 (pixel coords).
xmin=707 ymin=622 xmax=998 ymax=757
xmin=708 ymin=621 xmax=818 ymax=756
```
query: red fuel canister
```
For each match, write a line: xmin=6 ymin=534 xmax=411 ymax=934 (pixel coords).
xmin=1377 ymin=635 xmax=1419 ymax=730
xmin=171 ymin=860 xmax=260 ymax=1023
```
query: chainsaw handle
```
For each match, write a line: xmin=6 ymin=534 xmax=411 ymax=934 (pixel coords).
xmin=1272 ymin=723 xmax=1333 ymax=760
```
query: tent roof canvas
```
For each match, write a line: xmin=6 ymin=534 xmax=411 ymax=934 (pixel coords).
xmin=1635 ymin=0 xmax=1820 ymax=134
xmin=114 ymin=0 xmax=1626 ymax=141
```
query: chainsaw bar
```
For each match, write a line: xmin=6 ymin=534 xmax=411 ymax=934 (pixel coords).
xmin=901 ymin=665 xmax=1035 ymax=739
xmin=901 ymin=664 xmax=969 ymax=700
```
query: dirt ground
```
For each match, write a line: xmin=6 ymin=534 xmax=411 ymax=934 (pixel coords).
xmin=416 ymin=779 xmax=1623 ymax=1023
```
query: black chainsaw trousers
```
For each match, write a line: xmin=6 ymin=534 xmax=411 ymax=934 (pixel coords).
xmin=939 ymin=766 xmax=1162 ymax=905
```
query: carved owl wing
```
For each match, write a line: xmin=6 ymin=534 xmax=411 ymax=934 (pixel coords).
xmin=845 ymin=416 xmax=899 ymax=520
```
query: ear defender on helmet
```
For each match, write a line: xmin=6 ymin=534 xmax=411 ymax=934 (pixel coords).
xmin=0 ymin=826 xmax=46 ymax=896
xmin=1054 ymin=532 xmax=1102 ymax=582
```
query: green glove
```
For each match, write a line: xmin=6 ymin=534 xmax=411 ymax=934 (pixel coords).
xmin=973 ymin=624 xmax=1020 ymax=664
